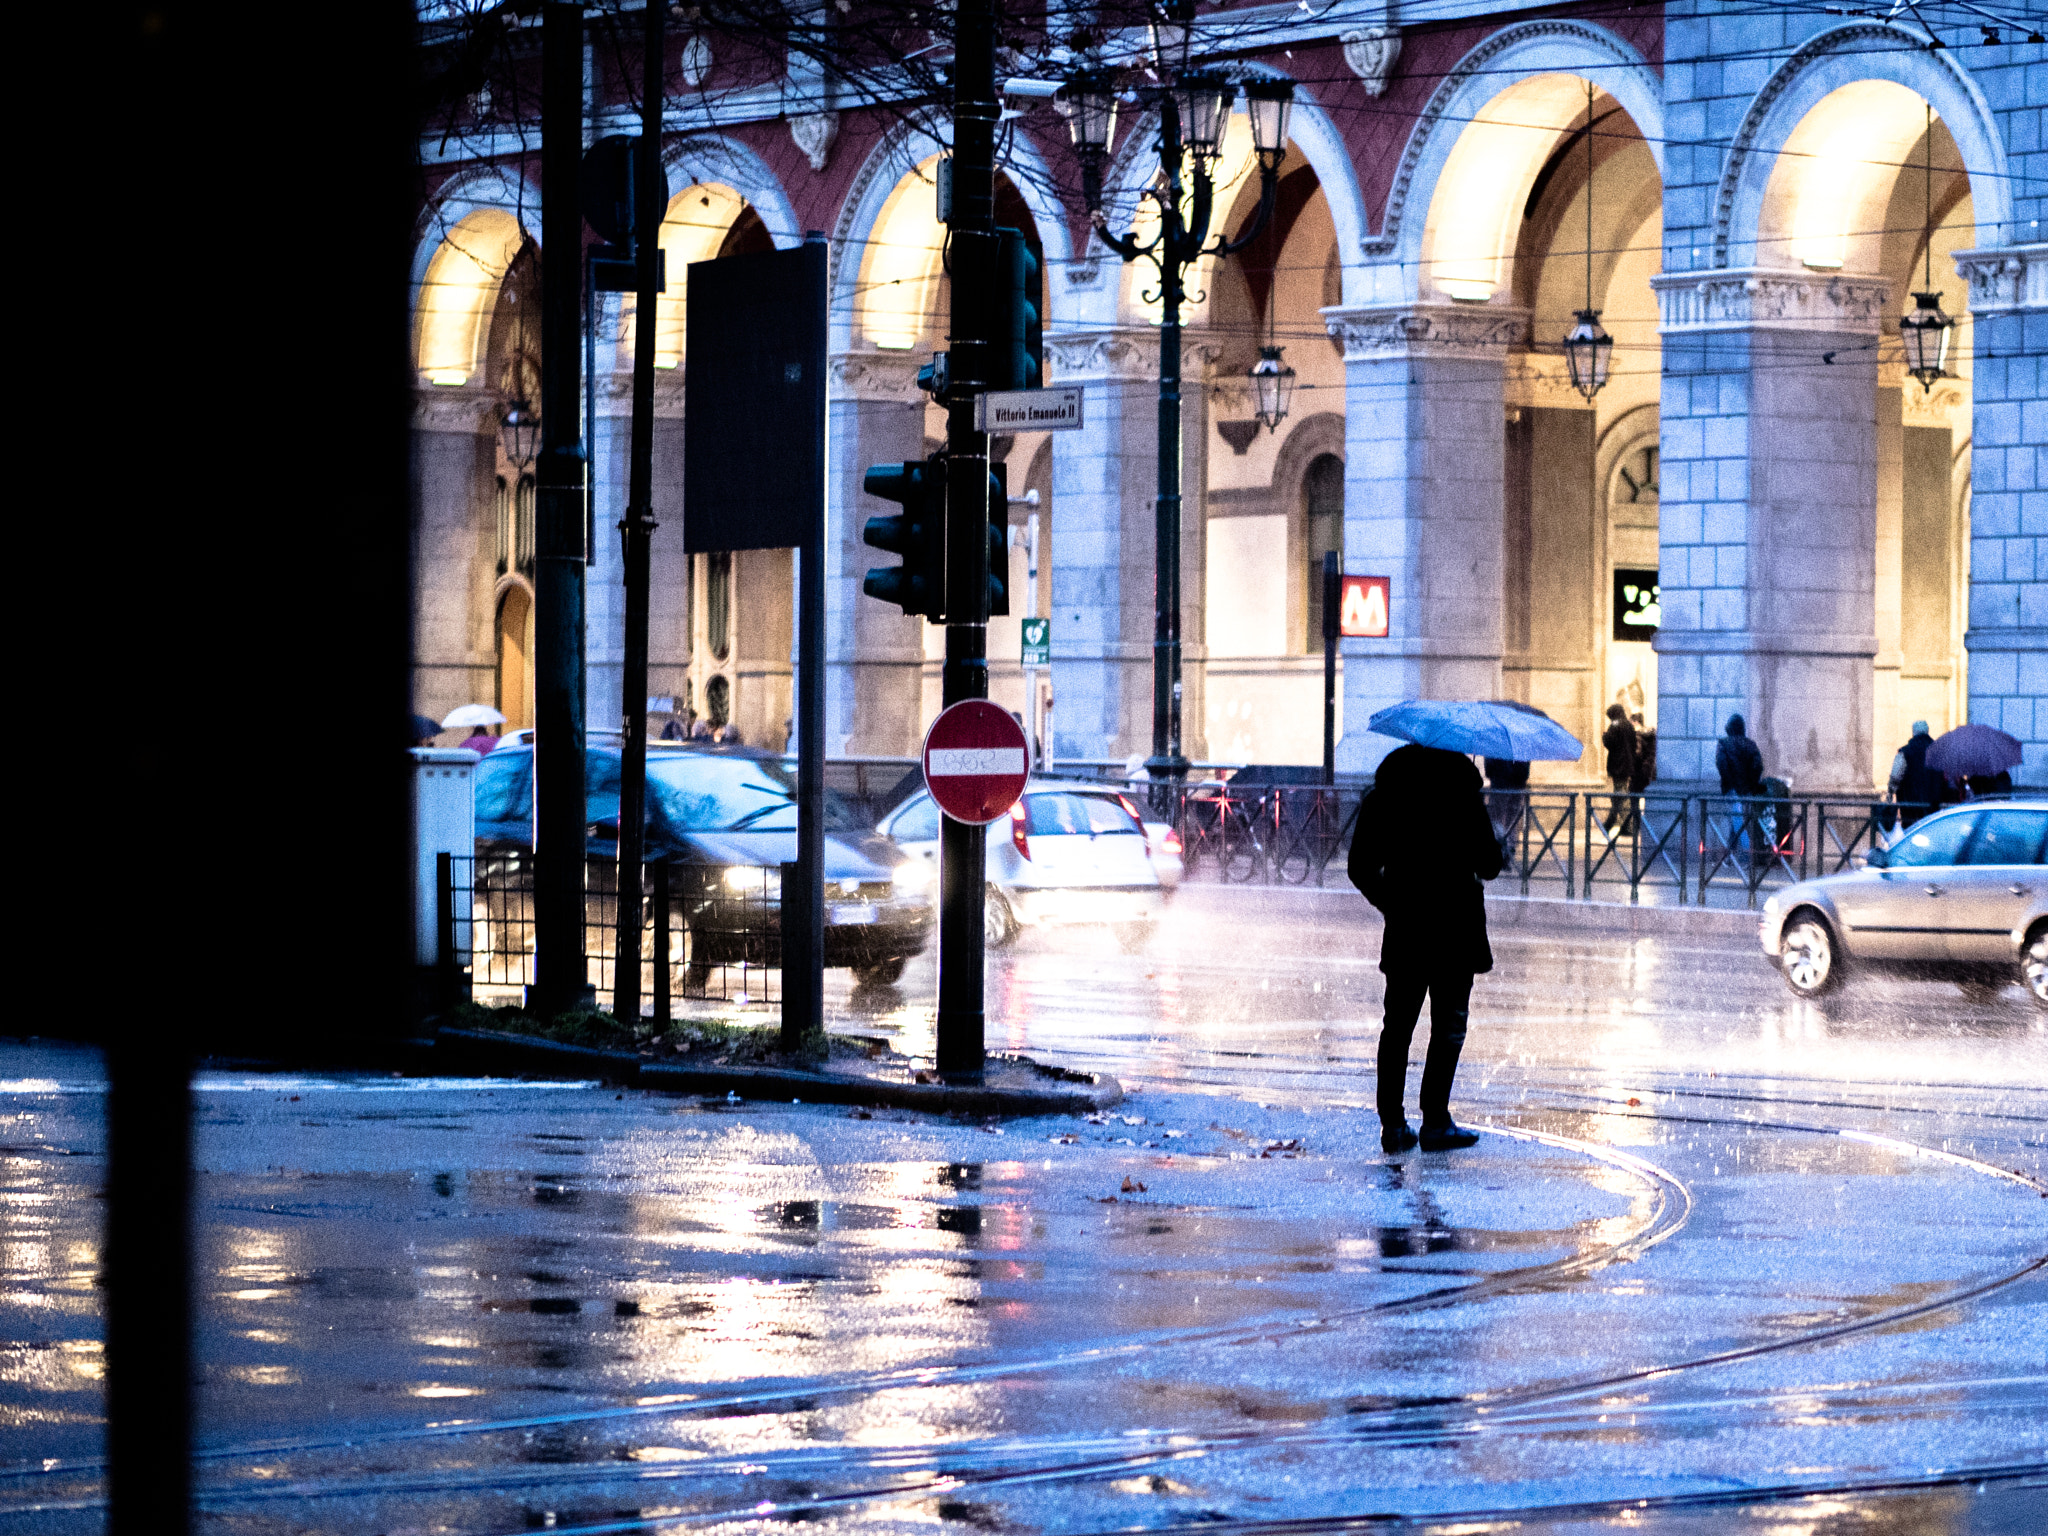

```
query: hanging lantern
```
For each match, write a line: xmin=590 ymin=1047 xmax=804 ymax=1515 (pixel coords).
xmin=1900 ymin=290 xmax=1955 ymax=390
xmin=1561 ymin=309 xmax=1613 ymax=401
xmin=1250 ymin=346 xmax=1295 ymax=431
xmin=500 ymin=397 xmax=541 ymax=469
xmin=1061 ymin=71 xmax=1118 ymax=157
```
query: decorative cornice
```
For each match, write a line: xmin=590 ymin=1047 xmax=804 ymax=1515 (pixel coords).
xmin=829 ymin=350 xmax=925 ymax=401
xmin=592 ymin=368 xmax=688 ymax=418
xmin=1046 ymin=330 xmax=1224 ymax=381
xmin=1340 ymin=27 xmax=1402 ymax=99
xmin=1650 ymin=268 xmax=1891 ymax=334
xmin=1951 ymin=244 xmax=2048 ymax=313
xmin=791 ymin=110 xmax=839 ymax=172
xmin=1321 ymin=303 xmax=1529 ymax=360
xmin=1370 ymin=19 xmax=1648 ymax=261
xmin=1504 ymin=351 xmax=1593 ymax=412
xmin=412 ymin=383 xmax=499 ymax=434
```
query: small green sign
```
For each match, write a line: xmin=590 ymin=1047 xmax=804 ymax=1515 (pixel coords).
xmin=1020 ymin=617 xmax=1050 ymax=666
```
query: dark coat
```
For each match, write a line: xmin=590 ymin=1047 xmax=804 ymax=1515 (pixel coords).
xmin=1348 ymin=745 xmax=1504 ymax=976
xmin=1716 ymin=730 xmax=1764 ymax=794
xmin=1628 ymin=729 xmax=1657 ymax=793
xmin=1602 ymin=716 xmax=1637 ymax=781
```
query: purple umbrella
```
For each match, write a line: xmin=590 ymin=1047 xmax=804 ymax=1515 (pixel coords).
xmin=1924 ymin=722 xmax=2022 ymax=778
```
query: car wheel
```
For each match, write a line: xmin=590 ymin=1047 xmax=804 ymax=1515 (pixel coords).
xmin=1779 ymin=909 xmax=1844 ymax=998
xmin=2023 ymin=926 xmax=2048 ymax=1010
xmin=1114 ymin=921 xmax=1153 ymax=953
xmin=854 ymin=957 xmax=906 ymax=987
xmin=984 ymin=887 xmax=1016 ymax=949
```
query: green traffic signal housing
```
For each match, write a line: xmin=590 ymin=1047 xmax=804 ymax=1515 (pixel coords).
xmin=995 ymin=228 xmax=1042 ymax=392
xmin=861 ymin=459 xmax=946 ymax=618
xmin=985 ymin=460 xmax=1009 ymax=617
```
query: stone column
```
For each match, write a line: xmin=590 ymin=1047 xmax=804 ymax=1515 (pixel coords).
xmin=1953 ymin=243 xmax=2048 ymax=786
xmin=586 ymin=371 xmax=630 ymax=735
xmin=411 ymin=385 xmax=500 ymax=723
xmin=1045 ymin=328 xmax=1165 ymax=764
xmin=1648 ymin=269 xmax=1889 ymax=793
xmin=826 ymin=351 xmax=928 ymax=755
xmin=1321 ymin=304 xmax=1525 ymax=774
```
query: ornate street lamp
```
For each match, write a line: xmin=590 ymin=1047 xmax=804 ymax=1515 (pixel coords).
xmin=1066 ymin=5 xmax=1295 ymax=796
xmin=500 ymin=395 xmax=541 ymax=469
xmin=1902 ymin=103 xmax=1956 ymax=393
xmin=1562 ymin=310 xmax=1614 ymax=400
xmin=1250 ymin=346 xmax=1295 ymax=432
xmin=1561 ymin=79 xmax=1612 ymax=401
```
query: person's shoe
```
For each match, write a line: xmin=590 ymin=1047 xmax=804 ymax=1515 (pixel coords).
xmin=1380 ymin=1122 xmax=1418 ymax=1154
xmin=1418 ymin=1121 xmax=1480 ymax=1152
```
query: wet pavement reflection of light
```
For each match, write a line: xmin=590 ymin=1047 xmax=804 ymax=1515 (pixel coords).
xmin=1 ymin=881 xmax=2045 ymax=1534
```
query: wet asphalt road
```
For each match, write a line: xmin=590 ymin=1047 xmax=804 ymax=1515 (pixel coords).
xmin=2 ymin=884 xmax=2046 ymax=1534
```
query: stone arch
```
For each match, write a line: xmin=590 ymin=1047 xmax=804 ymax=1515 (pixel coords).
xmin=1715 ymin=22 xmax=2011 ymax=269
xmin=828 ymin=122 xmax=945 ymax=354
xmin=1380 ymin=20 xmax=1665 ymax=301
xmin=662 ymin=135 xmax=803 ymax=250
xmin=412 ymin=166 xmax=543 ymax=384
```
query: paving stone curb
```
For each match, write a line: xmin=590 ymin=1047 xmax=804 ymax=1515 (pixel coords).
xmin=430 ymin=1027 xmax=1121 ymax=1117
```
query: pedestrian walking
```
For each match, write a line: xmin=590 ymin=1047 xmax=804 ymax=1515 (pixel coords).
xmin=1482 ymin=757 xmax=1528 ymax=846
xmin=1600 ymin=704 xmax=1637 ymax=832
xmin=1347 ymin=744 xmax=1503 ymax=1154
xmin=458 ymin=729 xmax=499 ymax=755
xmin=1886 ymin=721 xmax=1943 ymax=824
xmin=1716 ymin=713 xmax=1765 ymax=860
xmin=1628 ymin=714 xmax=1656 ymax=793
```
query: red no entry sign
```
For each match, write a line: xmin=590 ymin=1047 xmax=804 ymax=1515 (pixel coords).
xmin=922 ymin=701 xmax=1030 ymax=824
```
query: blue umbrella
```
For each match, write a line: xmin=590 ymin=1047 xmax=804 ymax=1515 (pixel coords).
xmin=1368 ymin=699 xmax=1583 ymax=762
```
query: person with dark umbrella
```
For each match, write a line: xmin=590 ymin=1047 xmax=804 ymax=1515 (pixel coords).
xmin=1347 ymin=744 xmax=1504 ymax=1153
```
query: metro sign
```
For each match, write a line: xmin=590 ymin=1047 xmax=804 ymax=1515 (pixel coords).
xmin=1339 ymin=575 xmax=1390 ymax=638
xmin=922 ymin=700 xmax=1030 ymax=824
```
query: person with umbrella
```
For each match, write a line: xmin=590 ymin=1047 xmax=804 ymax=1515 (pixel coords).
xmin=1350 ymin=700 xmax=1582 ymax=1154
xmin=1926 ymin=722 xmax=2024 ymax=800
xmin=441 ymin=704 xmax=507 ymax=756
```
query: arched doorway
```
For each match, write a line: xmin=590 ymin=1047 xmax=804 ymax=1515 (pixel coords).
xmin=494 ymin=583 xmax=533 ymax=732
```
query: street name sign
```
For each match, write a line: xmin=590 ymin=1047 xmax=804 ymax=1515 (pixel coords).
xmin=975 ymin=386 xmax=1084 ymax=433
xmin=1020 ymin=617 xmax=1050 ymax=665
xmin=922 ymin=701 xmax=1030 ymax=824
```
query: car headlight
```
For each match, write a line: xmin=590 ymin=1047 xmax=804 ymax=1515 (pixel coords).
xmin=891 ymin=860 xmax=933 ymax=896
xmin=723 ymin=865 xmax=782 ymax=898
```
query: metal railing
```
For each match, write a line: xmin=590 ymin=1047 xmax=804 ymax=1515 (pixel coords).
xmin=445 ymin=853 xmax=783 ymax=1017
xmin=1160 ymin=785 xmax=1936 ymax=909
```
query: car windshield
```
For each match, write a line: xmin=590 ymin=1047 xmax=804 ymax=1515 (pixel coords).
xmin=647 ymin=753 xmax=797 ymax=831
xmin=1886 ymin=811 xmax=1978 ymax=867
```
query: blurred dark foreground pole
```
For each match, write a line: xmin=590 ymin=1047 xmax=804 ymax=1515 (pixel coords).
xmin=107 ymin=4 xmax=416 ymax=1530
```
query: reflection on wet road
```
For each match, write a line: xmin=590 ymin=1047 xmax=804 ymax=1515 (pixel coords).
xmin=2 ymin=884 xmax=2045 ymax=1533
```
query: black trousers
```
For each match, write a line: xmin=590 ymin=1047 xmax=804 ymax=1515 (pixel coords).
xmin=1378 ymin=971 xmax=1473 ymax=1130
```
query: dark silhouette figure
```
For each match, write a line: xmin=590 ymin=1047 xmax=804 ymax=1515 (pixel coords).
xmin=1348 ymin=745 xmax=1503 ymax=1154
xmin=1628 ymin=713 xmax=1656 ymax=793
xmin=1715 ymin=713 xmax=1764 ymax=794
xmin=1601 ymin=704 xmax=1638 ymax=832
xmin=1886 ymin=722 xmax=1943 ymax=823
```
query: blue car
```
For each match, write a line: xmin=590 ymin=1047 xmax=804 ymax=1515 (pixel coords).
xmin=473 ymin=742 xmax=932 ymax=987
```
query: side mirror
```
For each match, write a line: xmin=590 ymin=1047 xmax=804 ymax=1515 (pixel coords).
xmin=1862 ymin=845 xmax=1888 ymax=869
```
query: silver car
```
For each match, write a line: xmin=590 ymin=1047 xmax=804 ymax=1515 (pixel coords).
xmin=878 ymin=782 xmax=1166 ymax=949
xmin=1759 ymin=800 xmax=2048 ymax=1004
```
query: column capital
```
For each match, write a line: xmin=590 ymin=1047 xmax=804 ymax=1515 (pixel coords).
xmin=1950 ymin=243 xmax=2048 ymax=314
xmin=592 ymin=368 xmax=688 ymax=419
xmin=828 ymin=349 xmax=925 ymax=402
xmin=1650 ymin=267 xmax=1891 ymax=335
xmin=412 ymin=382 xmax=500 ymax=435
xmin=1320 ymin=303 xmax=1528 ymax=362
xmin=1047 ymin=327 xmax=1157 ymax=382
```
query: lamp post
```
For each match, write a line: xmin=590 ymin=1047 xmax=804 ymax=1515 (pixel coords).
xmin=1064 ymin=8 xmax=1293 ymax=799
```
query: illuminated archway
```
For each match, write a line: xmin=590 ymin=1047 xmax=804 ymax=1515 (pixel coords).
xmin=415 ymin=207 xmax=527 ymax=385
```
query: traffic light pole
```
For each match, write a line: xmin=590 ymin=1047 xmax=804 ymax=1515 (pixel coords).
xmin=935 ymin=0 xmax=998 ymax=1079
xmin=613 ymin=0 xmax=664 ymax=1027
xmin=534 ymin=0 xmax=588 ymax=1018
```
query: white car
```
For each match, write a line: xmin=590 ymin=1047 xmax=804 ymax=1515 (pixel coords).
xmin=879 ymin=782 xmax=1167 ymax=948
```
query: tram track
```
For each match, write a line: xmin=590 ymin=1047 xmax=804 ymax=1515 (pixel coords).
xmin=7 ymin=1099 xmax=2045 ymax=1532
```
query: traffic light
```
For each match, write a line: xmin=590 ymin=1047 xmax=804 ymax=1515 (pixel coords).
xmin=862 ymin=458 xmax=946 ymax=618
xmin=994 ymin=228 xmax=1042 ymax=391
xmin=985 ymin=460 xmax=1009 ymax=617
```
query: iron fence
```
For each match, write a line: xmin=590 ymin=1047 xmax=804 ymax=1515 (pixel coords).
xmin=446 ymin=852 xmax=784 ymax=1017
xmin=1159 ymin=784 xmax=1935 ymax=909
